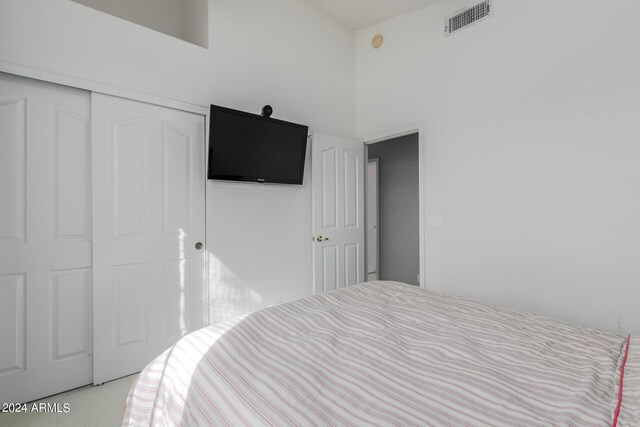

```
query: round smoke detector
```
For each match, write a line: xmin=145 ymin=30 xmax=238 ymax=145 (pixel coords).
xmin=371 ymin=34 xmax=383 ymax=49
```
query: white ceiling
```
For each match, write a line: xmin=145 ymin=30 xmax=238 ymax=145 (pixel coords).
xmin=303 ymin=0 xmax=444 ymax=30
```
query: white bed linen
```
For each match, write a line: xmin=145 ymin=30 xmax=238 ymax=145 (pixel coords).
xmin=123 ymin=281 xmax=639 ymax=426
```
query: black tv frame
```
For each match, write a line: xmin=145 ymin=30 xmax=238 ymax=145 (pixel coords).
xmin=208 ymin=104 xmax=309 ymax=185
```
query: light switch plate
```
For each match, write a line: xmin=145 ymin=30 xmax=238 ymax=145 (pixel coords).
xmin=427 ymin=216 xmax=444 ymax=228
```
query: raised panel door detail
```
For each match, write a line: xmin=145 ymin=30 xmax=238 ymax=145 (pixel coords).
xmin=0 ymin=98 xmax=26 ymax=242
xmin=113 ymin=263 xmax=148 ymax=349
xmin=54 ymin=106 xmax=91 ymax=240
xmin=321 ymin=148 xmax=338 ymax=229
xmin=344 ymin=150 xmax=359 ymax=229
xmin=113 ymin=120 xmax=146 ymax=239
xmin=312 ymin=133 xmax=365 ymax=296
xmin=163 ymin=259 xmax=191 ymax=338
xmin=92 ymin=93 xmax=206 ymax=385
xmin=0 ymin=274 xmax=25 ymax=375
xmin=0 ymin=74 xmax=93 ymax=404
xmin=344 ymin=243 xmax=359 ymax=287
xmin=163 ymin=122 xmax=191 ymax=236
xmin=51 ymin=269 xmax=91 ymax=361
xmin=322 ymin=245 xmax=338 ymax=293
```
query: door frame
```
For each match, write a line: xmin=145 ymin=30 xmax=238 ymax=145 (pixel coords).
xmin=363 ymin=122 xmax=426 ymax=288
xmin=0 ymin=60 xmax=208 ymax=116
xmin=366 ymin=158 xmax=379 ymax=279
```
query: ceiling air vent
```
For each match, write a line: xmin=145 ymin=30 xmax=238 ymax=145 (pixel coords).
xmin=445 ymin=0 xmax=492 ymax=35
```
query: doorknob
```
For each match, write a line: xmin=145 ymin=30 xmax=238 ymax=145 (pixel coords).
xmin=313 ymin=235 xmax=330 ymax=242
xmin=195 ymin=242 xmax=203 ymax=250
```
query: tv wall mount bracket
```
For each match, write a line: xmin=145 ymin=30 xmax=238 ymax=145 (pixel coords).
xmin=261 ymin=105 xmax=273 ymax=118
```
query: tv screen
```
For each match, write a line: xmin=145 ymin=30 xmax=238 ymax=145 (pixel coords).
xmin=208 ymin=105 xmax=309 ymax=184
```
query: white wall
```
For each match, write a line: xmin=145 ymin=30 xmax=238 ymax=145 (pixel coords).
xmin=71 ymin=0 xmax=186 ymax=43
xmin=356 ymin=0 xmax=640 ymax=333
xmin=72 ymin=0 xmax=209 ymax=48
xmin=183 ymin=0 xmax=209 ymax=48
xmin=0 ymin=0 xmax=355 ymax=322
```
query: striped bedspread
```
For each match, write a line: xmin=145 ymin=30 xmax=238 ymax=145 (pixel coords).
xmin=123 ymin=281 xmax=639 ymax=426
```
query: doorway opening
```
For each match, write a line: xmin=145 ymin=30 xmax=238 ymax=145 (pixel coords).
xmin=365 ymin=133 xmax=421 ymax=286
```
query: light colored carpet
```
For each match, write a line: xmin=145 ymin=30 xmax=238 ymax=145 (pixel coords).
xmin=0 ymin=375 xmax=137 ymax=427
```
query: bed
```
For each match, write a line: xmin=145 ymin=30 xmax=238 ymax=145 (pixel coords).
xmin=122 ymin=281 xmax=639 ymax=426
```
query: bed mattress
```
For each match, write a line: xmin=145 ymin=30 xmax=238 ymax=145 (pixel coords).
xmin=123 ymin=281 xmax=639 ymax=426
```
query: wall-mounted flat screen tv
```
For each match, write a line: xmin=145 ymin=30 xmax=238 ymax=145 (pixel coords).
xmin=208 ymin=105 xmax=309 ymax=185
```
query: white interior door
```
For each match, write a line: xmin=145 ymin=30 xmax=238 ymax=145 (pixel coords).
xmin=92 ymin=93 xmax=206 ymax=384
xmin=0 ymin=73 xmax=92 ymax=403
xmin=311 ymin=133 xmax=365 ymax=294
xmin=366 ymin=158 xmax=379 ymax=275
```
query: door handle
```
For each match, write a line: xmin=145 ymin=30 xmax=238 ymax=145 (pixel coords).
xmin=195 ymin=242 xmax=203 ymax=250
xmin=313 ymin=235 xmax=330 ymax=242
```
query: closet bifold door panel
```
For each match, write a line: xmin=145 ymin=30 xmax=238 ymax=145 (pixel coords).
xmin=92 ymin=93 xmax=206 ymax=384
xmin=0 ymin=73 xmax=93 ymax=404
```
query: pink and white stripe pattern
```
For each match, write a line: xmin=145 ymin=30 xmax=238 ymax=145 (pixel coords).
xmin=123 ymin=281 xmax=639 ymax=426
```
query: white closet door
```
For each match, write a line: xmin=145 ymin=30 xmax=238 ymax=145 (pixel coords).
xmin=0 ymin=73 xmax=92 ymax=403
xmin=92 ymin=94 xmax=206 ymax=384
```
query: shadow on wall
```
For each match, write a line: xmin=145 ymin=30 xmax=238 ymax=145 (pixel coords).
xmin=208 ymin=252 xmax=264 ymax=325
